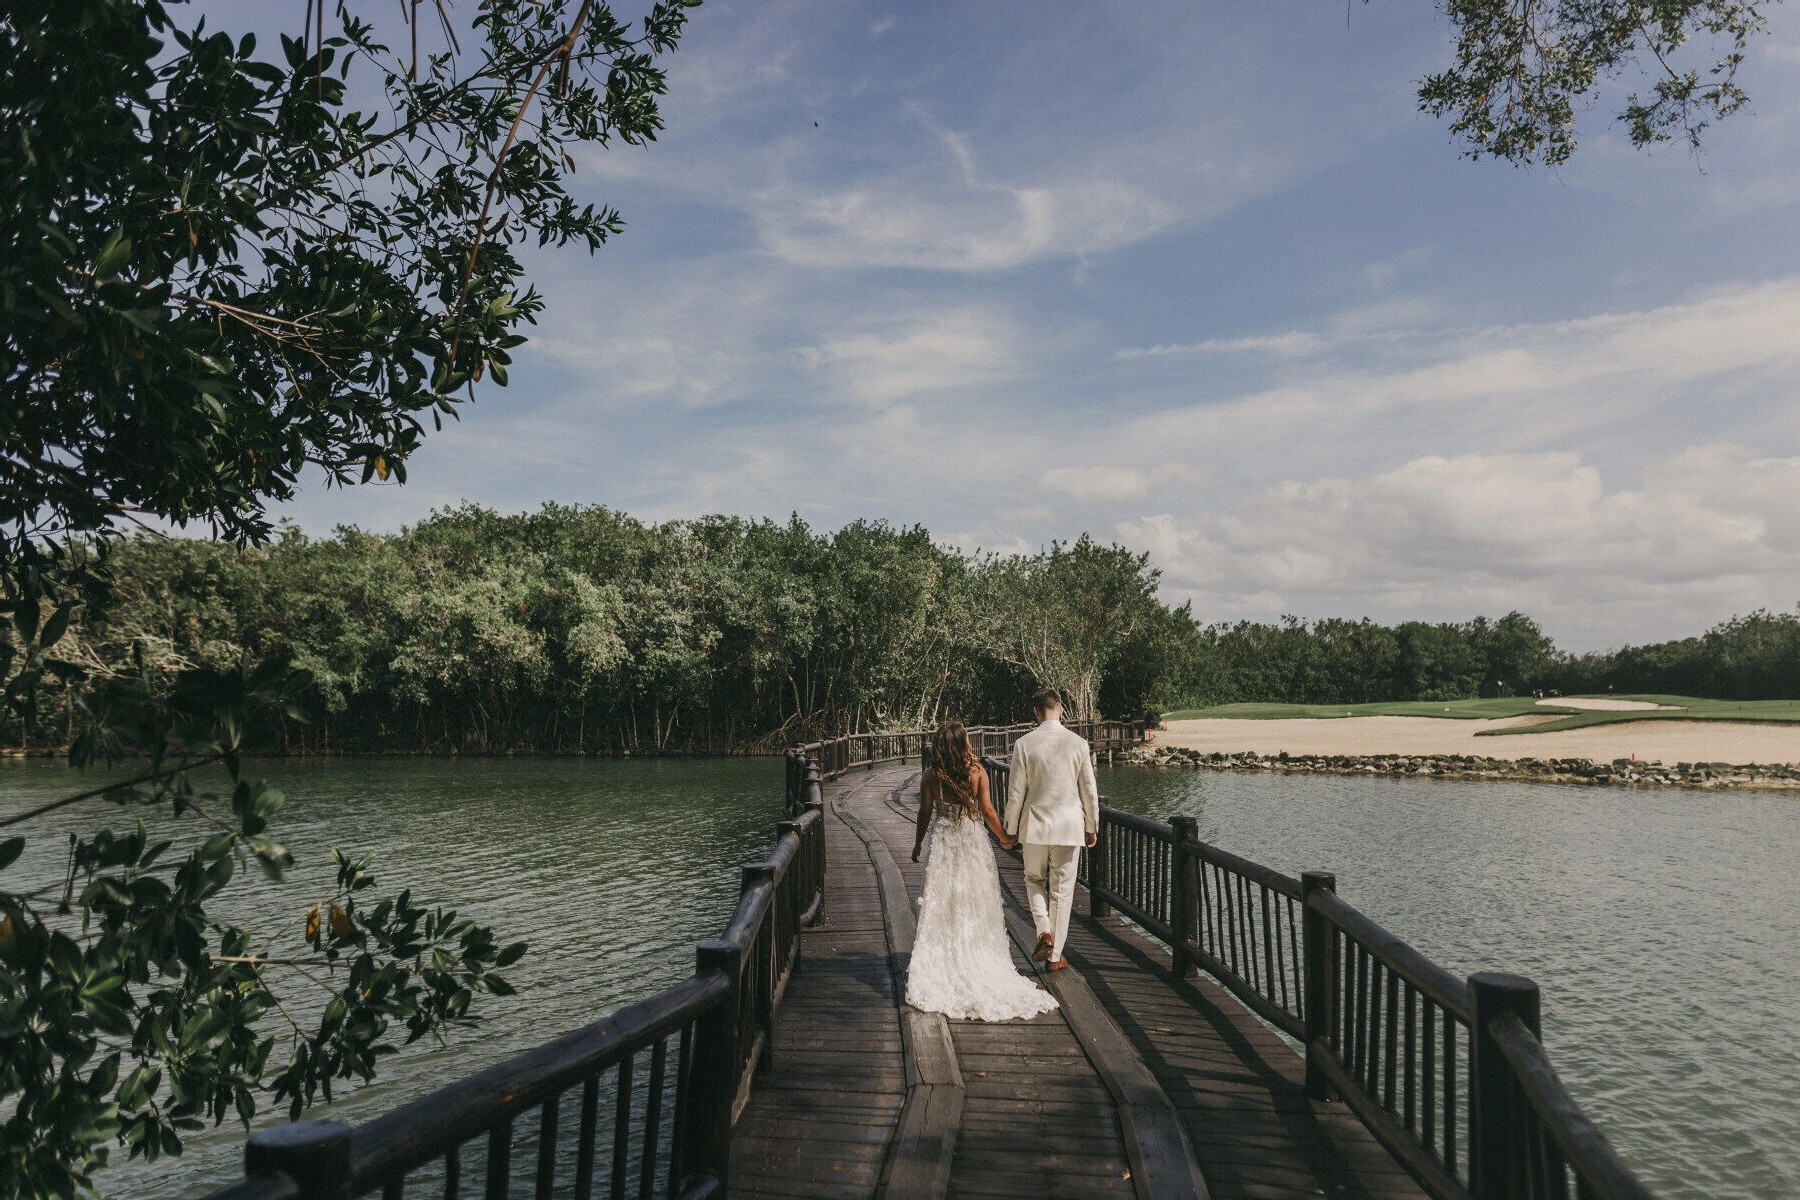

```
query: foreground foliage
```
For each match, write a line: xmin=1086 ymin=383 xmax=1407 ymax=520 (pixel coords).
xmin=0 ymin=662 xmax=525 ymax=1197
xmin=2 ymin=0 xmax=689 ymax=1193
xmin=1418 ymin=0 xmax=1776 ymax=164
xmin=2 ymin=0 xmax=689 ymax=567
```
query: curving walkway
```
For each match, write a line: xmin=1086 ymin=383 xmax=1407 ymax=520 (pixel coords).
xmin=729 ymin=765 xmax=1425 ymax=1200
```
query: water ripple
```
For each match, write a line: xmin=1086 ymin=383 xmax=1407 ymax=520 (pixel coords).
xmin=1100 ymin=766 xmax=1799 ymax=1200
xmin=0 ymin=757 xmax=783 ymax=1200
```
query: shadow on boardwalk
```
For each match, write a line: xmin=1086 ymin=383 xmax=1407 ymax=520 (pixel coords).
xmin=730 ymin=765 xmax=1425 ymax=1200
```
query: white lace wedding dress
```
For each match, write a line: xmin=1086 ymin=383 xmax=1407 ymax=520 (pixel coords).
xmin=905 ymin=809 xmax=1059 ymax=1021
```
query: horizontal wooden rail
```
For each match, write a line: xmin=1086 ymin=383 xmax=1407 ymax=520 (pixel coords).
xmin=348 ymin=973 xmax=727 ymax=1186
xmin=1310 ymin=889 xmax=1471 ymax=1017
xmin=1485 ymin=1007 xmax=1658 ymax=1200
xmin=211 ymin=764 xmax=830 ymax=1200
xmin=977 ymin=752 xmax=1657 ymax=1200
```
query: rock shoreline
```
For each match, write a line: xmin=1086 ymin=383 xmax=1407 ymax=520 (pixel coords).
xmin=1125 ymin=744 xmax=1800 ymax=789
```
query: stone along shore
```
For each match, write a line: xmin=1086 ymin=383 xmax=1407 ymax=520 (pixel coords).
xmin=1125 ymin=744 xmax=1800 ymax=789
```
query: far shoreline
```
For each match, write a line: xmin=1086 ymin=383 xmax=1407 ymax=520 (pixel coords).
xmin=1144 ymin=714 xmax=1800 ymax=789
xmin=1155 ymin=713 xmax=1800 ymax=764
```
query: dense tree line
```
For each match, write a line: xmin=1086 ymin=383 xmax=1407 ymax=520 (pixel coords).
xmin=1181 ymin=612 xmax=1560 ymax=706
xmin=12 ymin=508 xmax=1798 ymax=760
xmin=1544 ymin=609 xmax=1800 ymax=700
xmin=20 ymin=506 xmax=1177 ymax=754
xmin=1183 ymin=609 xmax=1800 ymax=705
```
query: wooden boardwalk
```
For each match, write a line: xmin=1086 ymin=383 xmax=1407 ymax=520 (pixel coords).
xmin=730 ymin=764 xmax=1426 ymax=1200
xmin=201 ymin=721 xmax=1655 ymax=1200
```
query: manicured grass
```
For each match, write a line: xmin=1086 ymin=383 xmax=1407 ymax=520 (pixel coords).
xmin=1159 ymin=694 xmax=1800 ymax=735
xmin=1163 ymin=698 xmax=1552 ymax=721
xmin=1490 ymin=696 xmax=1800 ymax=735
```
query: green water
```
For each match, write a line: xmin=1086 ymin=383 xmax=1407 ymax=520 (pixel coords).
xmin=1099 ymin=767 xmax=1799 ymax=1200
xmin=1 ymin=758 xmax=1793 ymax=1200
xmin=0 ymin=756 xmax=784 ymax=1200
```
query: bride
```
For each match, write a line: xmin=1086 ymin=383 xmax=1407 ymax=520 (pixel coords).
xmin=906 ymin=721 xmax=1059 ymax=1021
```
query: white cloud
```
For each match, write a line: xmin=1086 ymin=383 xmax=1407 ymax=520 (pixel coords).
xmin=755 ymin=171 xmax=1175 ymax=273
xmin=1123 ymin=447 xmax=1800 ymax=646
xmin=1115 ymin=332 xmax=1322 ymax=359
xmin=1038 ymin=462 xmax=1210 ymax=503
xmin=749 ymin=104 xmax=1182 ymax=272
xmin=564 ymin=3 xmax=1429 ymax=276
xmin=1363 ymin=246 xmax=1435 ymax=292
xmin=1125 ymin=275 xmax=1800 ymax=463
xmin=796 ymin=308 xmax=1019 ymax=404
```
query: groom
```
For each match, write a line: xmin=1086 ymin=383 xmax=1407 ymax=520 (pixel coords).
xmin=1003 ymin=687 xmax=1099 ymax=972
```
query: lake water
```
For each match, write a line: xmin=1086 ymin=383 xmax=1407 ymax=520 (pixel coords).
xmin=1 ymin=758 xmax=1793 ymax=1200
xmin=0 ymin=757 xmax=785 ymax=1200
xmin=1099 ymin=768 xmax=1800 ymax=1200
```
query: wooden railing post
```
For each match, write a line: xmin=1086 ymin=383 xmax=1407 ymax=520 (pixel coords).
xmin=1470 ymin=972 xmax=1540 ymax=1200
xmin=1301 ymin=870 xmax=1337 ymax=1100
xmin=778 ymin=818 xmax=806 ymax=917
xmin=743 ymin=863 xmax=778 ymax=1076
xmin=804 ymin=764 xmax=826 ymax=920
xmin=1170 ymin=816 xmax=1200 ymax=979
xmin=245 ymin=1120 xmax=353 ymax=1200
xmin=1090 ymin=813 xmax=1112 ymax=920
xmin=683 ymin=939 xmax=744 ymax=1194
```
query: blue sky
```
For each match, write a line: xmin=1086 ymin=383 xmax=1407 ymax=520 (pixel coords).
xmin=277 ymin=2 xmax=1800 ymax=650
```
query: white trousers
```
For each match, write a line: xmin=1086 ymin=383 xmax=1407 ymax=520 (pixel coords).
xmin=1021 ymin=843 xmax=1080 ymax=960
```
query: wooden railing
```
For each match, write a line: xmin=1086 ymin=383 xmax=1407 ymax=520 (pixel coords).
xmin=980 ymin=755 xmax=1657 ymax=1200
xmin=206 ymin=770 xmax=830 ymax=1200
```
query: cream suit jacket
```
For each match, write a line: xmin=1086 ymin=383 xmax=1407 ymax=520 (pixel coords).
xmin=1003 ymin=718 xmax=1099 ymax=847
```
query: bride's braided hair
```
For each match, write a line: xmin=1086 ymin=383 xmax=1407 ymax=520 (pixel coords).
xmin=929 ymin=720 xmax=981 ymax=820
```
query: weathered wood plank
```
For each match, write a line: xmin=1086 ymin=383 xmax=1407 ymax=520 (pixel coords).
xmin=995 ymin=894 xmax=1210 ymax=1200
xmin=864 ymin=771 xmax=1136 ymax=1200
xmin=734 ymin=762 xmax=1430 ymax=1200
xmin=729 ymin=776 xmax=909 ymax=1200
xmin=989 ymin=835 xmax=1429 ymax=1200
xmin=835 ymin=776 xmax=966 ymax=1200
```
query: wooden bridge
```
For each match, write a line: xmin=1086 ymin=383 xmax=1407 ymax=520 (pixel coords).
xmin=207 ymin=723 xmax=1657 ymax=1200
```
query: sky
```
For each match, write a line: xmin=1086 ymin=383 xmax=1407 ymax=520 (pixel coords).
xmin=273 ymin=1 xmax=1800 ymax=652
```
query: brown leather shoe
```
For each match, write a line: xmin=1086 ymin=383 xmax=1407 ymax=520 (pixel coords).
xmin=1047 ymin=957 xmax=1070 ymax=972
xmin=1032 ymin=933 xmax=1054 ymax=963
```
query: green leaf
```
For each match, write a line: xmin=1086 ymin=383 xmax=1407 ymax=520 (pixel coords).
xmin=118 ymin=1065 xmax=161 ymax=1109
xmin=13 ymin=601 xmax=38 ymax=646
xmin=0 ymin=836 xmax=22 ymax=871
xmin=83 ymin=995 xmax=135 ymax=1037
xmin=38 ymin=599 xmax=76 ymax=649
xmin=93 ymin=229 xmax=133 ymax=281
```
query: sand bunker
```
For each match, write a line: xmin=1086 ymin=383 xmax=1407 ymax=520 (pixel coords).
xmin=1537 ymin=697 xmax=1680 ymax=712
xmin=1156 ymin=716 xmax=1800 ymax=765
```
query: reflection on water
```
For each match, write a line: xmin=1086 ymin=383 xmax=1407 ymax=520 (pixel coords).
xmin=1098 ymin=766 xmax=1799 ymax=1200
xmin=0 ymin=757 xmax=782 ymax=1200
xmin=3 ymin=759 xmax=1792 ymax=1200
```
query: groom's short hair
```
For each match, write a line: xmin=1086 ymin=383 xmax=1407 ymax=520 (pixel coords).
xmin=1032 ymin=687 xmax=1063 ymax=715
